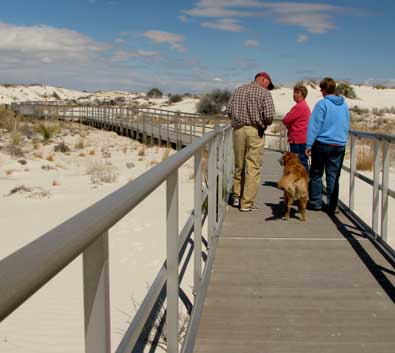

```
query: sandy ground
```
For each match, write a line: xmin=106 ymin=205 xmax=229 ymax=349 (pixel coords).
xmin=0 ymin=124 xmax=197 ymax=353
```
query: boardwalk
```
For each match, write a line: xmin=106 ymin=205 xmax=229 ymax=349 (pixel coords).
xmin=193 ymin=150 xmax=395 ymax=353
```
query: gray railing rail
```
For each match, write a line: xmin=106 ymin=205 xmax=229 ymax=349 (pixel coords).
xmin=0 ymin=124 xmax=234 ymax=353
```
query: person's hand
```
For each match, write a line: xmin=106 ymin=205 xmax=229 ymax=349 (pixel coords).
xmin=305 ymin=148 xmax=311 ymax=156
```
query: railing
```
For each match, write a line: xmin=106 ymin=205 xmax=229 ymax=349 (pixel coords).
xmin=0 ymin=124 xmax=234 ymax=353
xmin=341 ymin=131 xmax=395 ymax=253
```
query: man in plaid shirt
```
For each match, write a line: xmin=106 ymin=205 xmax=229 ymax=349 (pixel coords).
xmin=226 ymin=72 xmax=275 ymax=211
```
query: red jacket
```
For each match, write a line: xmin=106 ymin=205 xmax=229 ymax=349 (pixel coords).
xmin=282 ymin=100 xmax=311 ymax=144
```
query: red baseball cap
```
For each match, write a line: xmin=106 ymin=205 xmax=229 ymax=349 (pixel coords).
xmin=255 ymin=72 xmax=274 ymax=90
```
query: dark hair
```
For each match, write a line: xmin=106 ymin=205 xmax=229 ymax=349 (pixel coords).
xmin=319 ymin=77 xmax=336 ymax=94
xmin=293 ymin=84 xmax=308 ymax=98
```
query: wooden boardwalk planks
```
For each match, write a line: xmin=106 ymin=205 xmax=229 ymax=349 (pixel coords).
xmin=193 ymin=150 xmax=395 ymax=353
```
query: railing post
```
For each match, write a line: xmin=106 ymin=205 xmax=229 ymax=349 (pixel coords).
xmin=194 ymin=150 xmax=202 ymax=302
xmin=83 ymin=231 xmax=111 ymax=353
xmin=208 ymin=133 xmax=217 ymax=249
xmin=349 ymin=135 xmax=357 ymax=210
xmin=218 ymin=131 xmax=224 ymax=216
xmin=381 ymin=140 xmax=389 ymax=242
xmin=167 ymin=171 xmax=179 ymax=353
xmin=372 ymin=140 xmax=380 ymax=235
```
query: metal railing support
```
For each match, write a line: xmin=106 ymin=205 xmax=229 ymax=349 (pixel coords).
xmin=207 ymin=138 xmax=217 ymax=250
xmin=349 ymin=135 xmax=357 ymax=210
xmin=193 ymin=150 xmax=202 ymax=301
xmin=167 ymin=171 xmax=179 ymax=353
xmin=372 ymin=140 xmax=380 ymax=234
xmin=381 ymin=141 xmax=390 ymax=243
xmin=83 ymin=231 xmax=111 ymax=353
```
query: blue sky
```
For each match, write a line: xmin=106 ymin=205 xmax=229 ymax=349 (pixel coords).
xmin=0 ymin=0 xmax=394 ymax=92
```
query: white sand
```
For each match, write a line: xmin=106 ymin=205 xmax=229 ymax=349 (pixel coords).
xmin=0 ymin=125 xmax=196 ymax=353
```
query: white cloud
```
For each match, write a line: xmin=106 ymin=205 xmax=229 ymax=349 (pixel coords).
xmin=244 ymin=39 xmax=259 ymax=47
xmin=111 ymin=50 xmax=159 ymax=62
xmin=143 ymin=30 xmax=186 ymax=52
xmin=0 ymin=22 xmax=108 ymax=64
xmin=178 ymin=15 xmax=190 ymax=23
xmin=182 ymin=1 xmax=361 ymax=34
xmin=297 ymin=34 xmax=309 ymax=43
xmin=201 ymin=18 xmax=244 ymax=32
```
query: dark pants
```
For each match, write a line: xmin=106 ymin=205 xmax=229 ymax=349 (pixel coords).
xmin=309 ymin=141 xmax=345 ymax=213
xmin=290 ymin=143 xmax=309 ymax=172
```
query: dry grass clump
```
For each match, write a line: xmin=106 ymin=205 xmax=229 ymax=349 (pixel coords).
xmin=161 ymin=147 xmax=172 ymax=161
xmin=89 ymin=149 xmax=96 ymax=156
xmin=149 ymin=160 xmax=159 ymax=166
xmin=54 ymin=141 xmax=70 ymax=153
xmin=137 ymin=145 xmax=146 ymax=156
xmin=7 ymin=185 xmax=50 ymax=199
xmin=86 ymin=160 xmax=119 ymax=184
xmin=270 ymin=123 xmax=281 ymax=134
xmin=5 ymin=169 xmax=14 ymax=176
xmin=9 ymin=131 xmax=22 ymax=146
xmin=79 ymin=152 xmax=86 ymax=157
xmin=32 ymin=138 xmax=41 ymax=150
xmin=33 ymin=151 xmax=43 ymax=159
xmin=0 ymin=108 xmax=16 ymax=131
xmin=122 ymin=146 xmax=128 ymax=154
xmin=52 ymin=179 xmax=60 ymax=186
xmin=75 ymin=137 xmax=85 ymax=150
xmin=41 ymin=164 xmax=56 ymax=171
xmin=356 ymin=144 xmax=374 ymax=171
xmin=46 ymin=155 xmax=55 ymax=162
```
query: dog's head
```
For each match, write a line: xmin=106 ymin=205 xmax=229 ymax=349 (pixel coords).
xmin=280 ymin=151 xmax=299 ymax=166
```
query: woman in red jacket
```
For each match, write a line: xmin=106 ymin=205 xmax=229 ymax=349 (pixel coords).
xmin=282 ymin=84 xmax=311 ymax=171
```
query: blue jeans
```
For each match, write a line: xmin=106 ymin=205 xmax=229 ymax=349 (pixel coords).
xmin=290 ymin=143 xmax=309 ymax=172
xmin=309 ymin=141 xmax=345 ymax=212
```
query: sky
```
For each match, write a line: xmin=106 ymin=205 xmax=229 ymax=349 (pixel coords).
xmin=0 ymin=0 xmax=395 ymax=93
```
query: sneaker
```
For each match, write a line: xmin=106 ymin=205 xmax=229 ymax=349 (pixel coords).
xmin=231 ymin=195 xmax=240 ymax=208
xmin=240 ymin=205 xmax=260 ymax=212
xmin=306 ymin=203 xmax=322 ymax=211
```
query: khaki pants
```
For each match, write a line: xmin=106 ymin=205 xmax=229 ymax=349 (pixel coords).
xmin=232 ymin=126 xmax=264 ymax=208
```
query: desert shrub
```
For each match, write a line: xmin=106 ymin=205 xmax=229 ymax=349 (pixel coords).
xmin=371 ymin=108 xmax=385 ymax=117
xmin=336 ymin=82 xmax=357 ymax=99
xmin=75 ymin=137 xmax=85 ymax=149
xmin=86 ymin=160 xmax=119 ymax=184
xmin=196 ymin=89 xmax=231 ymax=115
xmin=7 ymin=185 xmax=50 ymax=198
xmin=54 ymin=141 xmax=70 ymax=153
xmin=168 ymin=94 xmax=183 ymax=104
xmin=52 ymin=92 xmax=61 ymax=100
xmin=10 ymin=131 xmax=22 ymax=146
xmin=137 ymin=145 xmax=146 ymax=156
xmin=147 ymin=88 xmax=163 ymax=99
xmin=350 ymin=106 xmax=369 ymax=115
xmin=196 ymin=95 xmax=220 ymax=115
xmin=0 ymin=108 xmax=16 ymax=131
xmin=161 ymin=147 xmax=172 ymax=161
xmin=356 ymin=145 xmax=374 ymax=171
xmin=36 ymin=123 xmax=51 ymax=141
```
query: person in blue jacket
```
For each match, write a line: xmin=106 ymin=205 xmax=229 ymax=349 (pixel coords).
xmin=305 ymin=77 xmax=350 ymax=215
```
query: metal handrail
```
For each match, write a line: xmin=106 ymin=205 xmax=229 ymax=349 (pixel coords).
xmin=0 ymin=123 xmax=234 ymax=353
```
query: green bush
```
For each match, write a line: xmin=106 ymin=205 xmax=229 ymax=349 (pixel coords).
xmin=336 ymin=82 xmax=357 ymax=99
xmin=146 ymin=88 xmax=163 ymax=99
xmin=168 ymin=94 xmax=183 ymax=103
xmin=196 ymin=89 xmax=231 ymax=115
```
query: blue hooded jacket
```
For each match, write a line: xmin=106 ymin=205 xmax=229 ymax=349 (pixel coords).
xmin=306 ymin=95 xmax=350 ymax=149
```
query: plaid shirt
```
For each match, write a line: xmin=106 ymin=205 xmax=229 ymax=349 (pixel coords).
xmin=226 ymin=81 xmax=275 ymax=129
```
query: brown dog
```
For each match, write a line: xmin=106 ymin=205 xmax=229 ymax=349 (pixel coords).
xmin=277 ymin=152 xmax=309 ymax=221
